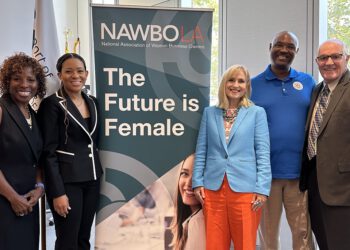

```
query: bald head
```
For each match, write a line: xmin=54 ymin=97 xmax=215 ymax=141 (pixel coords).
xmin=316 ymin=39 xmax=350 ymax=83
xmin=318 ymin=39 xmax=349 ymax=56
xmin=271 ymin=31 xmax=299 ymax=50
xmin=269 ymin=31 xmax=299 ymax=74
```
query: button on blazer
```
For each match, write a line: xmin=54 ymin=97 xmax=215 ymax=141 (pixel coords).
xmin=38 ymin=89 xmax=103 ymax=199
xmin=300 ymin=70 xmax=350 ymax=206
xmin=193 ymin=105 xmax=271 ymax=196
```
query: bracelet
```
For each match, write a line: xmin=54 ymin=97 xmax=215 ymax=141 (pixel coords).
xmin=35 ymin=182 xmax=45 ymax=190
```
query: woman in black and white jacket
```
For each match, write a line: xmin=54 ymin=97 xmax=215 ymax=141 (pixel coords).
xmin=38 ymin=53 xmax=103 ymax=250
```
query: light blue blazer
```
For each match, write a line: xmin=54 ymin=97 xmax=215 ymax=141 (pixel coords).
xmin=193 ymin=105 xmax=271 ymax=196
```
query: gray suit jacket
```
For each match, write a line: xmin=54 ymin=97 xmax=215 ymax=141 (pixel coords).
xmin=300 ymin=69 xmax=350 ymax=206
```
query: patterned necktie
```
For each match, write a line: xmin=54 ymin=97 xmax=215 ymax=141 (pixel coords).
xmin=307 ymin=85 xmax=330 ymax=160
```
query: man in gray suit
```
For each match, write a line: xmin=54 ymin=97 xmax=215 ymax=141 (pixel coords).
xmin=300 ymin=39 xmax=350 ymax=250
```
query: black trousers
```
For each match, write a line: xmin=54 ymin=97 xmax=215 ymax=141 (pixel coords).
xmin=307 ymin=159 xmax=350 ymax=250
xmin=49 ymin=180 xmax=100 ymax=250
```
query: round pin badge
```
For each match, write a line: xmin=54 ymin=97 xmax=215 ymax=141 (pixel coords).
xmin=293 ymin=81 xmax=303 ymax=90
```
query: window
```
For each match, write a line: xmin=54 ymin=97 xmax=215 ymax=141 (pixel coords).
xmin=192 ymin=0 xmax=219 ymax=104
xmin=328 ymin=0 xmax=350 ymax=64
xmin=91 ymin=0 xmax=116 ymax=4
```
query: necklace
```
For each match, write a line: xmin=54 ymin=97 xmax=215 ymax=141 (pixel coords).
xmin=223 ymin=108 xmax=239 ymax=141
xmin=24 ymin=105 xmax=32 ymax=129
xmin=74 ymin=98 xmax=84 ymax=107
xmin=26 ymin=116 xmax=32 ymax=129
xmin=223 ymin=108 xmax=239 ymax=123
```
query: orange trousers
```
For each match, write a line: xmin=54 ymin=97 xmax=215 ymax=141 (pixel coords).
xmin=204 ymin=176 xmax=262 ymax=250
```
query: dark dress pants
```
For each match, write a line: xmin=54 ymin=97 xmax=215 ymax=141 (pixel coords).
xmin=307 ymin=159 xmax=350 ymax=250
xmin=49 ymin=180 xmax=100 ymax=250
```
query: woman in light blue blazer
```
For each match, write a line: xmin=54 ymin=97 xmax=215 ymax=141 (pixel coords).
xmin=193 ymin=65 xmax=271 ymax=250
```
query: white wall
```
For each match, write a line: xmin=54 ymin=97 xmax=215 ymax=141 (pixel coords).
xmin=118 ymin=0 xmax=179 ymax=7
xmin=52 ymin=0 xmax=91 ymax=86
xmin=52 ymin=0 xmax=180 ymax=91
xmin=52 ymin=0 xmax=91 ymax=57
xmin=221 ymin=0 xmax=319 ymax=78
xmin=0 ymin=0 xmax=324 ymax=81
xmin=0 ymin=0 xmax=35 ymax=63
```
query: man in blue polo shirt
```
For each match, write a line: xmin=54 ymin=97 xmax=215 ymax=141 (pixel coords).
xmin=251 ymin=31 xmax=315 ymax=250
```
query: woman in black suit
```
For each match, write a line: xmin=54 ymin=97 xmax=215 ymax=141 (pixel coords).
xmin=0 ymin=53 xmax=46 ymax=250
xmin=38 ymin=53 xmax=103 ymax=250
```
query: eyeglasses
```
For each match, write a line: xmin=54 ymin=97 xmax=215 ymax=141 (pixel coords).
xmin=316 ymin=53 xmax=343 ymax=63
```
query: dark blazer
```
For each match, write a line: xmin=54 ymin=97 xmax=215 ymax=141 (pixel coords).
xmin=300 ymin=70 xmax=350 ymax=206
xmin=38 ymin=89 xmax=103 ymax=199
xmin=0 ymin=94 xmax=42 ymax=194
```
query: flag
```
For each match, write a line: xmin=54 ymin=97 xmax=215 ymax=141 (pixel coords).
xmin=32 ymin=0 xmax=60 ymax=102
xmin=73 ymin=37 xmax=80 ymax=54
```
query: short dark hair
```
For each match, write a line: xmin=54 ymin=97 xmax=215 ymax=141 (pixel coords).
xmin=271 ymin=31 xmax=299 ymax=49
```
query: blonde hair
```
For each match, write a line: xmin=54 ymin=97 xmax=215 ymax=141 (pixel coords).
xmin=217 ymin=64 xmax=252 ymax=109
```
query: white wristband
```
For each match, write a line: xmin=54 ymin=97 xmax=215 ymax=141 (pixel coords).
xmin=35 ymin=182 xmax=45 ymax=190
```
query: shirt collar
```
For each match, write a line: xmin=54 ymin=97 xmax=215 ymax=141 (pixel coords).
xmin=323 ymin=80 xmax=338 ymax=93
xmin=265 ymin=65 xmax=298 ymax=81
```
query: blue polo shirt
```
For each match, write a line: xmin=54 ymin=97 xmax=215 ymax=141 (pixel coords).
xmin=251 ymin=65 xmax=315 ymax=179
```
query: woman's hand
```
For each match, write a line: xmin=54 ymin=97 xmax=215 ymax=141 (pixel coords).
xmin=251 ymin=193 xmax=267 ymax=211
xmin=53 ymin=195 xmax=71 ymax=218
xmin=194 ymin=186 xmax=205 ymax=205
xmin=0 ymin=170 xmax=32 ymax=216
xmin=9 ymin=193 xmax=32 ymax=216
xmin=24 ymin=187 xmax=44 ymax=207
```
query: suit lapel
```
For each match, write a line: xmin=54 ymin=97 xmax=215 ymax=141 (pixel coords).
xmin=319 ymin=71 xmax=350 ymax=136
xmin=57 ymin=90 xmax=92 ymax=138
xmin=227 ymin=107 xmax=249 ymax=145
xmin=0 ymin=96 xmax=40 ymax=161
xmin=67 ymin=95 xmax=90 ymax=131
xmin=28 ymin=108 xmax=42 ymax=162
xmin=214 ymin=108 xmax=228 ymax=153
xmin=305 ymin=84 xmax=322 ymax=132
xmin=85 ymin=94 xmax=97 ymax=134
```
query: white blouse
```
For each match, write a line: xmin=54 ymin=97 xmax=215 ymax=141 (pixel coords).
xmin=183 ymin=209 xmax=206 ymax=250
